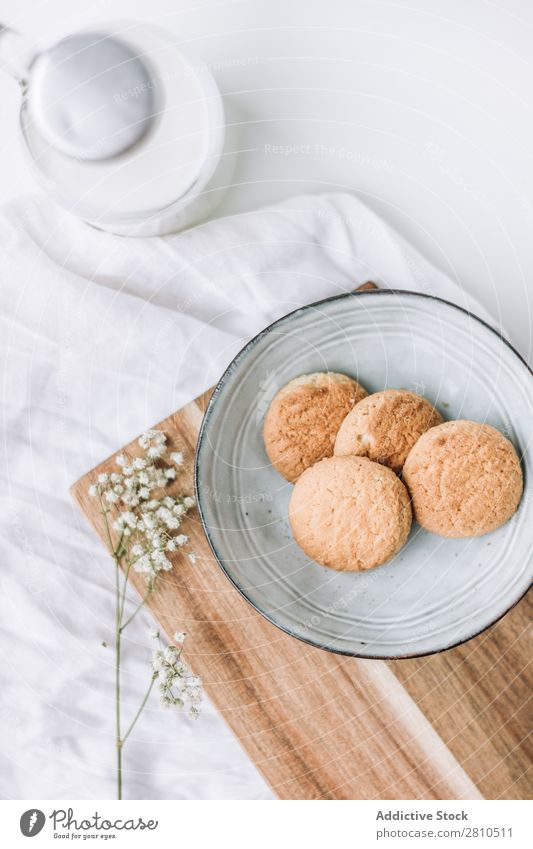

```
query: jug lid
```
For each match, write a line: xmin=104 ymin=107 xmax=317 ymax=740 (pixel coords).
xmin=28 ymin=32 xmax=157 ymax=160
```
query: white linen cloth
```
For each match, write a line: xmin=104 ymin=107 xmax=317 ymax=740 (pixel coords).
xmin=0 ymin=191 xmax=490 ymax=800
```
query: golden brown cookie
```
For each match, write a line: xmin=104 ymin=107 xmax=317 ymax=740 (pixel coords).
xmin=263 ymin=372 xmax=367 ymax=482
xmin=288 ymin=455 xmax=412 ymax=571
xmin=334 ymin=389 xmax=443 ymax=474
xmin=403 ymin=420 xmax=523 ymax=538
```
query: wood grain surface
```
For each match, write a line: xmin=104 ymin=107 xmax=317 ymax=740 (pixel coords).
xmin=71 ymin=292 xmax=532 ymax=801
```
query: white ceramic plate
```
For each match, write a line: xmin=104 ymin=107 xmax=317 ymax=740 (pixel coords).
xmin=195 ymin=291 xmax=532 ymax=658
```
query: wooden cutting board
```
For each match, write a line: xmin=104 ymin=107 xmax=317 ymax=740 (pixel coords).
xmin=71 ymin=289 xmax=532 ymax=801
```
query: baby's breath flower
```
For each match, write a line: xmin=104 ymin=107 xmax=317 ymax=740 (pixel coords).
xmin=87 ymin=429 xmax=200 ymax=793
xmin=165 ymin=514 xmax=180 ymax=531
xmin=139 ymin=429 xmax=166 ymax=450
xmin=151 ymin=649 xmax=164 ymax=671
xmin=150 ymin=550 xmax=172 ymax=572
xmin=187 ymin=552 xmax=198 ymax=564
xmin=152 ymin=535 xmax=165 ymax=551
xmin=93 ymin=439 xmax=196 ymax=586
xmin=136 ymin=554 xmax=152 ymax=573
xmin=113 ymin=511 xmax=137 ymax=532
xmin=148 ymin=445 xmax=166 ymax=460
xmin=151 ymin=636 xmax=203 ymax=718
xmin=164 ymin=645 xmax=177 ymax=664
xmin=142 ymin=514 xmax=156 ymax=531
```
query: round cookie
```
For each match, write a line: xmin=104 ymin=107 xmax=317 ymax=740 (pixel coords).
xmin=289 ymin=455 xmax=412 ymax=571
xmin=263 ymin=372 xmax=367 ymax=482
xmin=403 ymin=420 xmax=523 ymax=538
xmin=334 ymin=389 xmax=443 ymax=474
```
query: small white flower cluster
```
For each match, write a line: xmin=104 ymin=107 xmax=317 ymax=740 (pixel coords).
xmin=150 ymin=630 xmax=203 ymax=718
xmin=88 ymin=429 xmax=196 ymax=584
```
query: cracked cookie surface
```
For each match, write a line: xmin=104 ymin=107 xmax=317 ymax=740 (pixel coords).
xmin=402 ymin=420 xmax=523 ymax=537
xmin=334 ymin=389 xmax=442 ymax=473
xmin=288 ymin=455 xmax=412 ymax=571
xmin=263 ymin=372 xmax=367 ymax=482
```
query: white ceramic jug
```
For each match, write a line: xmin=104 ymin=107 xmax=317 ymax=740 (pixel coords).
xmin=0 ymin=21 xmax=227 ymax=235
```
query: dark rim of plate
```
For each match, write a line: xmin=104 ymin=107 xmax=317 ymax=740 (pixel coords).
xmin=194 ymin=288 xmax=533 ymax=659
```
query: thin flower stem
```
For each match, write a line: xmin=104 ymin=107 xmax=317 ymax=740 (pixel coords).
xmin=120 ymin=588 xmax=152 ymax=632
xmin=115 ymin=554 xmax=122 ymax=801
xmin=99 ymin=495 xmax=123 ymax=801
xmin=90 ymin=437 xmax=197 ymax=801
xmin=121 ymin=674 xmax=157 ymax=746
xmin=99 ymin=501 xmax=116 ymax=558
xmin=119 ymin=558 xmax=132 ymax=625
xmin=115 ymin=531 xmax=126 ymax=559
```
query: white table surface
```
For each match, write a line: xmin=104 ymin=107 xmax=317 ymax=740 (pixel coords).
xmin=1 ymin=0 xmax=532 ymax=362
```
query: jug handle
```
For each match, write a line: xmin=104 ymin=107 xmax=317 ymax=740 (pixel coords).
xmin=0 ymin=25 xmax=37 ymax=87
